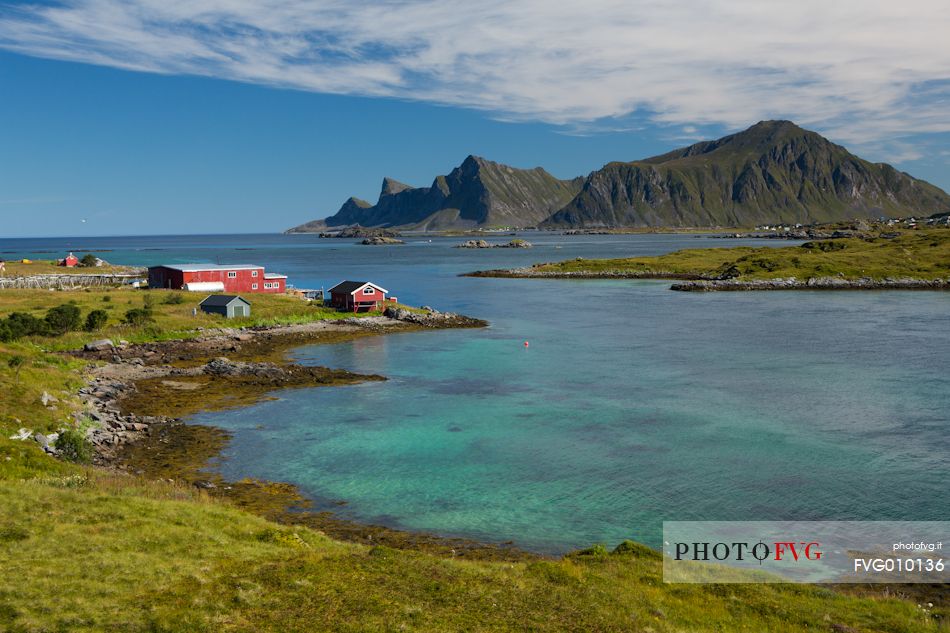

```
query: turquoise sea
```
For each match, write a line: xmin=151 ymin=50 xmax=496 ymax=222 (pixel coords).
xmin=3 ymin=233 xmax=948 ymax=553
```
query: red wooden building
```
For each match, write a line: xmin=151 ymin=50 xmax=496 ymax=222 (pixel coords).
xmin=328 ymin=281 xmax=389 ymax=312
xmin=60 ymin=252 xmax=79 ymax=267
xmin=147 ymin=264 xmax=287 ymax=293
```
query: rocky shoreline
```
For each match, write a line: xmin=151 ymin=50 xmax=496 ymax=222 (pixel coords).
xmin=70 ymin=307 xmax=484 ymax=458
xmin=38 ymin=306 xmax=533 ymax=560
xmin=669 ymin=276 xmax=950 ymax=291
xmin=464 ymin=267 xmax=950 ymax=291
xmin=77 ymin=355 xmax=384 ymax=463
xmin=463 ymin=267 xmax=702 ymax=280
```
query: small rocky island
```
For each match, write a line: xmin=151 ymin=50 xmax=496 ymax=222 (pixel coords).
xmin=319 ymin=227 xmax=403 ymax=239
xmin=456 ymin=239 xmax=533 ymax=249
xmin=361 ymin=236 xmax=405 ymax=245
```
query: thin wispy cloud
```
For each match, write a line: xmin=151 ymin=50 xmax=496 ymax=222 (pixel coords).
xmin=1 ymin=0 xmax=949 ymax=152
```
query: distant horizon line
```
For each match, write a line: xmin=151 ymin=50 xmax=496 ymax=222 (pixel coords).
xmin=0 ymin=230 xmax=314 ymax=241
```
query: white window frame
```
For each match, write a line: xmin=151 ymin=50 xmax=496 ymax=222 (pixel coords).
xmin=251 ymin=283 xmax=258 ymax=290
xmin=228 ymin=271 xmax=237 ymax=278
xmin=362 ymin=286 xmax=375 ymax=295
xmin=251 ymin=270 xmax=259 ymax=277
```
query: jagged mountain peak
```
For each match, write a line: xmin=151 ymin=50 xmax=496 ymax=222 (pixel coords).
xmin=380 ymin=177 xmax=412 ymax=197
xmin=345 ymin=196 xmax=372 ymax=208
xmin=289 ymin=155 xmax=583 ymax=230
xmin=456 ymin=155 xmax=495 ymax=177
xmin=462 ymin=154 xmax=489 ymax=166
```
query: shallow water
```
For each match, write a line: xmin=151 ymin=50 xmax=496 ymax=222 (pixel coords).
xmin=4 ymin=233 xmax=948 ymax=552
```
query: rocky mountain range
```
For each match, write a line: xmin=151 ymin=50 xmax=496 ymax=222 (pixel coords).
xmin=287 ymin=156 xmax=582 ymax=232
xmin=287 ymin=121 xmax=950 ymax=231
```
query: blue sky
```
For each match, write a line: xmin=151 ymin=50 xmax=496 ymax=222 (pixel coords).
xmin=1 ymin=0 xmax=949 ymax=237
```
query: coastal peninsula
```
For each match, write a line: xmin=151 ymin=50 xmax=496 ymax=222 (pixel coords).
xmin=467 ymin=226 xmax=950 ymax=291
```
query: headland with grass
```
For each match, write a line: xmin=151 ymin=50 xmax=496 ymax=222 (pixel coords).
xmin=466 ymin=226 xmax=950 ymax=291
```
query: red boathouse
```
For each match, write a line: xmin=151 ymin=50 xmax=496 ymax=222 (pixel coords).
xmin=328 ymin=281 xmax=389 ymax=312
xmin=147 ymin=264 xmax=287 ymax=293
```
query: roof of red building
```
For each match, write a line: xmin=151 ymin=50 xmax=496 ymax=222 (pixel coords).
xmin=151 ymin=264 xmax=263 ymax=272
xmin=328 ymin=281 xmax=388 ymax=295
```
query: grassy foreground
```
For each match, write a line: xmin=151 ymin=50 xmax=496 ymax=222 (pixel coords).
xmin=503 ymin=229 xmax=950 ymax=281
xmin=1 ymin=473 xmax=940 ymax=632
xmin=0 ymin=287 xmax=945 ymax=631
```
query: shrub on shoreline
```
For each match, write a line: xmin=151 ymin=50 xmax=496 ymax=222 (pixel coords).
xmin=54 ymin=429 xmax=92 ymax=464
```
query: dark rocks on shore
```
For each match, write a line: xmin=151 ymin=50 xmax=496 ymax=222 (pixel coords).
xmin=708 ymin=225 xmax=882 ymax=241
xmin=84 ymin=339 xmax=115 ymax=352
xmin=670 ymin=277 xmax=950 ymax=291
xmin=203 ymin=357 xmax=286 ymax=380
xmin=76 ymin=377 xmax=173 ymax=462
xmin=383 ymin=306 xmax=486 ymax=328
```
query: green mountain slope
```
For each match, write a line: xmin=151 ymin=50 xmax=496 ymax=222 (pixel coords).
xmin=288 ymin=156 xmax=583 ymax=231
xmin=542 ymin=120 xmax=950 ymax=227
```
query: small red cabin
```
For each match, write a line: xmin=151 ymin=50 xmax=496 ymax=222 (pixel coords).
xmin=328 ymin=281 xmax=388 ymax=312
xmin=147 ymin=264 xmax=287 ymax=293
xmin=60 ymin=252 xmax=79 ymax=267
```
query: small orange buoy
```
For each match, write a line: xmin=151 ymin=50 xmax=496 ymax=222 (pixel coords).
xmin=524 ymin=341 xmax=529 ymax=348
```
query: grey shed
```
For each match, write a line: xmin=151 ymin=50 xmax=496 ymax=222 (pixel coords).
xmin=199 ymin=295 xmax=251 ymax=319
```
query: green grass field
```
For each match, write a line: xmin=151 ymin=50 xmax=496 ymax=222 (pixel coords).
xmin=0 ymin=287 xmax=384 ymax=351
xmin=0 ymin=285 xmax=945 ymax=631
xmin=0 ymin=259 xmax=139 ymax=276
xmin=0 ymin=472 xmax=941 ymax=632
xmin=526 ymin=229 xmax=950 ymax=281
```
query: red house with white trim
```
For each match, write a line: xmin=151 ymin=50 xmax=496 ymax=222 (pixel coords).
xmin=60 ymin=252 xmax=79 ymax=267
xmin=328 ymin=281 xmax=388 ymax=312
xmin=147 ymin=264 xmax=287 ymax=293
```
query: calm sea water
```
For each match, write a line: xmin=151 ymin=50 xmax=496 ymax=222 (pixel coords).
xmin=3 ymin=233 xmax=948 ymax=552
